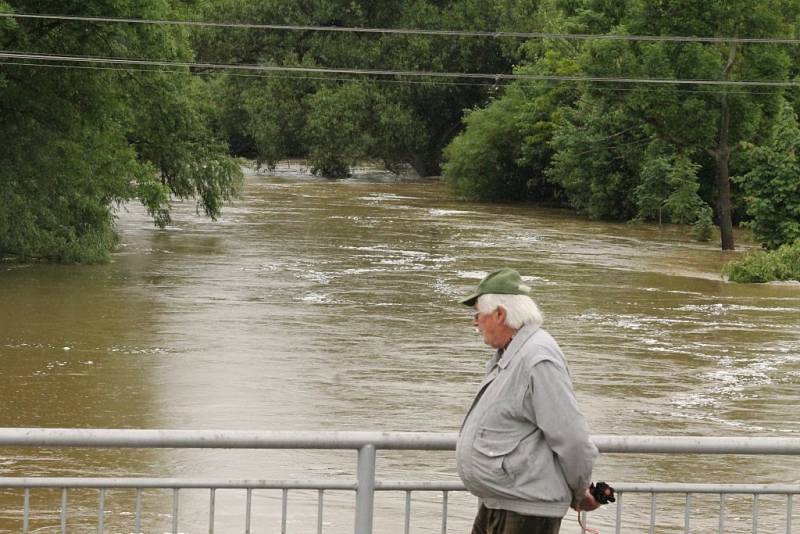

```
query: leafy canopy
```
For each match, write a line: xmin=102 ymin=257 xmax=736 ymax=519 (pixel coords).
xmin=0 ymin=0 xmax=242 ymax=263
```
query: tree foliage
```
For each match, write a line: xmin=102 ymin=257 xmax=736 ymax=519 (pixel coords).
xmin=195 ymin=0 xmax=522 ymax=177
xmin=735 ymin=98 xmax=800 ymax=249
xmin=442 ymin=0 xmax=798 ymax=254
xmin=2 ymin=0 xmax=800 ymax=271
xmin=723 ymin=240 xmax=800 ymax=283
xmin=0 ymin=0 xmax=242 ymax=263
xmin=442 ymin=86 xmax=531 ymax=201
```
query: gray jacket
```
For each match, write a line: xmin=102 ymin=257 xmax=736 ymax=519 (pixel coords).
xmin=456 ymin=323 xmax=598 ymax=517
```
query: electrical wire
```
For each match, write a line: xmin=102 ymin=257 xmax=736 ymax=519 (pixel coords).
xmin=1 ymin=59 xmax=784 ymax=95
xmin=2 ymin=12 xmax=800 ymax=44
xmin=0 ymin=60 xmax=510 ymax=87
xmin=2 ymin=50 xmax=799 ymax=87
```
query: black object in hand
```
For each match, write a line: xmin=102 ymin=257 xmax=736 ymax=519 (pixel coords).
xmin=590 ymin=482 xmax=616 ymax=504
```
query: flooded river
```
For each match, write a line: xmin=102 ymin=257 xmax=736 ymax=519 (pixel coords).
xmin=1 ymin=168 xmax=799 ymax=533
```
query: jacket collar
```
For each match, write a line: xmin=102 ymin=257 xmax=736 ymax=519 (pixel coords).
xmin=495 ymin=322 xmax=540 ymax=369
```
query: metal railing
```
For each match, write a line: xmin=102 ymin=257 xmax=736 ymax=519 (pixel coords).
xmin=1 ymin=429 xmax=799 ymax=533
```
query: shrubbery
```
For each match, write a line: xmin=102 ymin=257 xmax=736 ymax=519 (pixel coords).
xmin=442 ymin=86 xmax=531 ymax=201
xmin=723 ymin=241 xmax=800 ymax=283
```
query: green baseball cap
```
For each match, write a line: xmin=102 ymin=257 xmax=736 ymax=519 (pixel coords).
xmin=459 ymin=268 xmax=531 ymax=306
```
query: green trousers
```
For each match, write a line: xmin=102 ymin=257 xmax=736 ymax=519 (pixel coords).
xmin=470 ymin=505 xmax=561 ymax=534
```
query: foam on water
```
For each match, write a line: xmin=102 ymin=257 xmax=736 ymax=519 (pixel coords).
xmin=299 ymin=293 xmax=343 ymax=304
xmin=677 ymin=303 xmax=800 ymax=314
xmin=456 ymin=270 xmax=489 ymax=280
xmin=428 ymin=209 xmax=471 ymax=216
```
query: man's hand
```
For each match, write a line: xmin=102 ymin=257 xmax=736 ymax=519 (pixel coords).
xmin=572 ymin=488 xmax=601 ymax=512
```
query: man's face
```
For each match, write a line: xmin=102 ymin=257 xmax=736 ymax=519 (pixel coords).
xmin=473 ymin=306 xmax=512 ymax=349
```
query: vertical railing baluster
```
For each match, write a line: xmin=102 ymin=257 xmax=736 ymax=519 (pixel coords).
xmin=685 ymin=493 xmax=691 ymax=533
xmin=786 ymin=493 xmax=793 ymax=534
xmin=317 ymin=489 xmax=324 ymax=534
xmin=22 ymin=487 xmax=30 ymax=534
xmin=245 ymin=489 xmax=252 ymax=534
xmin=172 ymin=488 xmax=179 ymax=534
xmin=441 ymin=491 xmax=448 ymax=534
xmin=752 ymin=493 xmax=758 ymax=534
xmin=61 ymin=488 xmax=68 ymax=534
xmin=135 ymin=489 xmax=142 ymax=534
xmin=98 ymin=488 xmax=105 ymax=533
xmin=650 ymin=492 xmax=655 ymax=534
xmin=209 ymin=488 xmax=216 ymax=534
xmin=404 ymin=490 xmax=411 ymax=534
xmin=719 ymin=493 xmax=725 ymax=533
xmin=615 ymin=491 xmax=623 ymax=534
xmin=354 ymin=444 xmax=376 ymax=534
xmin=281 ymin=488 xmax=288 ymax=534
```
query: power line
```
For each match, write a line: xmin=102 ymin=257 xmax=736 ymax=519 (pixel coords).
xmin=0 ymin=60 xmax=785 ymax=95
xmin=0 ymin=60 xmax=508 ymax=87
xmin=2 ymin=50 xmax=798 ymax=87
xmin=3 ymin=12 xmax=800 ymax=45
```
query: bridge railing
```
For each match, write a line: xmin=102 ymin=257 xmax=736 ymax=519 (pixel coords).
xmin=1 ymin=429 xmax=799 ymax=534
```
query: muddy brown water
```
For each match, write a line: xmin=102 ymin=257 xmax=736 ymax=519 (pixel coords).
xmin=1 ymin=167 xmax=799 ymax=533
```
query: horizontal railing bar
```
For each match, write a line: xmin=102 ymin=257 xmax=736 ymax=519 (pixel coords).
xmin=2 ymin=478 xmax=797 ymax=495
xmin=374 ymin=481 xmax=465 ymax=491
xmin=1 ymin=429 xmax=800 ymax=454
xmin=0 ymin=429 xmax=455 ymax=450
xmin=594 ymin=436 xmax=800 ymax=455
xmin=614 ymin=483 xmax=800 ymax=494
xmin=0 ymin=478 xmax=357 ymax=490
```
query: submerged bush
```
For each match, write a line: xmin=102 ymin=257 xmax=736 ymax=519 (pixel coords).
xmin=723 ymin=240 xmax=800 ymax=283
xmin=443 ymin=87 xmax=530 ymax=202
xmin=691 ymin=206 xmax=715 ymax=242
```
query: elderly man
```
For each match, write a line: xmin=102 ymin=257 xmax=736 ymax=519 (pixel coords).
xmin=456 ymin=268 xmax=599 ymax=534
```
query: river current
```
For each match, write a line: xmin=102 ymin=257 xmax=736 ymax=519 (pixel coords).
xmin=1 ymin=167 xmax=799 ymax=533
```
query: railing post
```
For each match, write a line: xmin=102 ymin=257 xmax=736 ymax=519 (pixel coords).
xmin=354 ymin=444 xmax=376 ymax=534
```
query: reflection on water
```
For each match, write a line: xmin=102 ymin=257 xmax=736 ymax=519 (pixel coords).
xmin=1 ymin=168 xmax=799 ymax=533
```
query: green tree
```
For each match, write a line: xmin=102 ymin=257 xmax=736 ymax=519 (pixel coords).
xmin=0 ymin=1 xmax=242 ymax=262
xmin=446 ymin=0 xmax=795 ymax=248
xmin=443 ymin=13 xmax=585 ymax=203
xmin=443 ymin=86 xmax=530 ymax=201
xmin=305 ymin=82 xmax=377 ymax=177
xmin=734 ymin=98 xmax=800 ymax=249
xmin=635 ymin=145 xmax=715 ymax=240
xmin=546 ymin=94 xmax=649 ymax=219
xmin=582 ymin=0 xmax=793 ymax=249
xmin=196 ymin=0 xmax=519 ymax=177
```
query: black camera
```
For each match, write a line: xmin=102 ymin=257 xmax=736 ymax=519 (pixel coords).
xmin=590 ymin=481 xmax=616 ymax=505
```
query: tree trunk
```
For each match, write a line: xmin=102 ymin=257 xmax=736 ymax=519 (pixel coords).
xmin=410 ymin=154 xmax=436 ymax=178
xmin=714 ymin=137 xmax=735 ymax=250
xmin=409 ymin=120 xmax=463 ymax=177
xmin=715 ymin=43 xmax=737 ymax=251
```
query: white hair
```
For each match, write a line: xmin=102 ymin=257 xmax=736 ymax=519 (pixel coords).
xmin=476 ymin=293 xmax=544 ymax=330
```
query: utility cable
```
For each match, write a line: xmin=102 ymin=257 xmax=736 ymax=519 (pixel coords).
xmin=0 ymin=60 xmax=510 ymax=87
xmin=2 ymin=12 xmax=800 ymax=44
xmin=0 ymin=59 xmax=785 ymax=95
xmin=2 ymin=51 xmax=799 ymax=87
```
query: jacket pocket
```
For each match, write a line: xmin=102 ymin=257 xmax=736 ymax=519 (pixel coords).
xmin=473 ymin=428 xmax=522 ymax=458
xmin=470 ymin=428 xmax=523 ymax=493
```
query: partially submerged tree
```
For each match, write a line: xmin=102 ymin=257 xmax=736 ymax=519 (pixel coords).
xmin=196 ymin=0 xmax=518 ymax=177
xmin=0 ymin=1 xmax=242 ymax=262
xmin=735 ymin=98 xmax=800 ymax=249
xmin=442 ymin=0 xmax=796 ymax=250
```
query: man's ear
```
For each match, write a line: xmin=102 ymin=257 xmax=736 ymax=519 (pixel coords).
xmin=495 ymin=306 xmax=506 ymax=321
